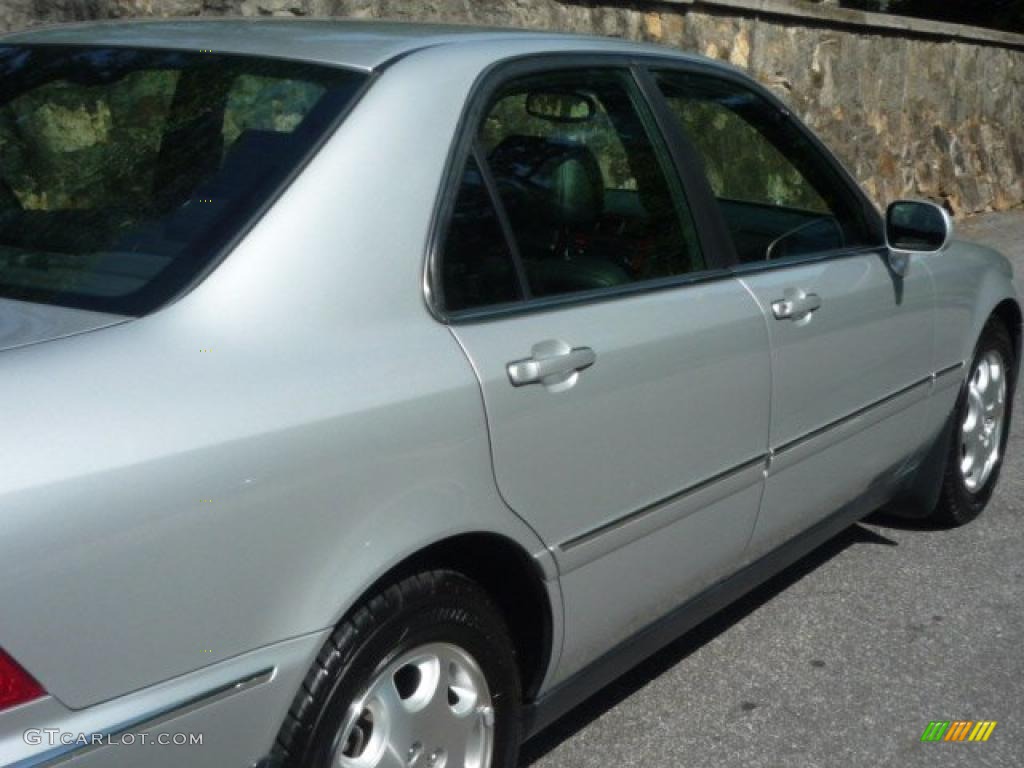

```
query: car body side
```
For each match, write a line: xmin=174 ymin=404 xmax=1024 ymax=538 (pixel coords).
xmin=0 ymin=31 xmax=1019 ymax=768
xmin=0 ymin=38 xmax=565 ymax=768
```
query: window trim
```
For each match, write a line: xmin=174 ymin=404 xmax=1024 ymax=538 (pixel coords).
xmin=732 ymin=243 xmax=891 ymax=275
xmin=469 ymin=141 xmax=533 ymax=303
xmin=642 ymin=59 xmax=886 ymax=271
xmin=424 ymin=53 xmax=888 ymax=325
xmin=630 ymin=64 xmax=742 ymax=272
xmin=444 ymin=268 xmax=737 ymax=323
xmin=423 ymin=53 xmax=735 ymax=325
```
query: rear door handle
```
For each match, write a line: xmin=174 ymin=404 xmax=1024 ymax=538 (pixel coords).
xmin=507 ymin=345 xmax=596 ymax=388
xmin=772 ymin=290 xmax=822 ymax=321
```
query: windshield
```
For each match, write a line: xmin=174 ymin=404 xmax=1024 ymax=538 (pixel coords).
xmin=0 ymin=45 xmax=366 ymax=315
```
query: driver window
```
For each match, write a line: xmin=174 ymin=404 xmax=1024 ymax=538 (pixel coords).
xmin=655 ymin=71 xmax=878 ymax=264
xmin=475 ymin=69 xmax=705 ymax=300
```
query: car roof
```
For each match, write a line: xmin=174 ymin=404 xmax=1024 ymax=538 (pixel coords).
xmin=0 ymin=18 xmax=707 ymax=72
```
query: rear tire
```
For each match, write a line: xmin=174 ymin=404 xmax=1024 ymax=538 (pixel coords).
xmin=271 ymin=570 xmax=522 ymax=768
xmin=930 ymin=320 xmax=1015 ymax=526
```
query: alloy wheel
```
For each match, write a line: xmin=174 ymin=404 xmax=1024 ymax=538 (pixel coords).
xmin=960 ymin=350 xmax=1008 ymax=492
xmin=331 ymin=643 xmax=495 ymax=768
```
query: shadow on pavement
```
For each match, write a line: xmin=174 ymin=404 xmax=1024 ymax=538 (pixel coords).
xmin=865 ymin=508 xmax=951 ymax=531
xmin=520 ymin=522 xmax=898 ymax=766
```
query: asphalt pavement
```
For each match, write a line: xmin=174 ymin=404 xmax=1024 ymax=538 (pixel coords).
xmin=524 ymin=209 xmax=1024 ymax=768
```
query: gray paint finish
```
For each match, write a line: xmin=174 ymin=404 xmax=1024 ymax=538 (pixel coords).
xmin=0 ymin=300 xmax=125 ymax=352
xmin=738 ymin=249 xmax=936 ymax=554
xmin=0 ymin=20 xmax=1018 ymax=768
xmin=0 ymin=39 xmax=559 ymax=713
xmin=451 ymin=279 xmax=772 ymax=685
xmin=524 ymin=211 xmax=1024 ymax=768
xmin=1 ymin=18 xmax=710 ymax=71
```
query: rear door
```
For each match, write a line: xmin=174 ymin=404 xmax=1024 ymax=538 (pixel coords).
xmin=432 ymin=60 xmax=771 ymax=681
xmin=652 ymin=68 xmax=935 ymax=556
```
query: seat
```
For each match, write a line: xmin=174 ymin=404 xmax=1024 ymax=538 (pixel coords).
xmin=488 ymin=135 xmax=629 ymax=296
xmin=488 ymin=135 xmax=604 ymax=232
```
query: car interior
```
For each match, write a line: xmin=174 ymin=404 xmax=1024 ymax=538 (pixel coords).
xmin=444 ymin=71 xmax=873 ymax=312
xmin=656 ymin=71 xmax=877 ymax=264
xmin=479 ymin=77 xmax=704 ymax=299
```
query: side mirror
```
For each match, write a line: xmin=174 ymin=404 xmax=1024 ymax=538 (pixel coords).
xmin=886 ymin=200 xmax=953 ymax=252
xmin=885 ymin=200 xmax=953 ymax=277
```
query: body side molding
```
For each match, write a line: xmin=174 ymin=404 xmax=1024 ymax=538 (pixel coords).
xmin=522 ymin=480 xmax=891 ymax=740
xmin=555 ymin=364 xmax=963 ymax=564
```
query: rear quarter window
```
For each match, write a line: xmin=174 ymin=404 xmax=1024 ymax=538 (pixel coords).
xmin=0 ymin=46 xmax=366 ymax=315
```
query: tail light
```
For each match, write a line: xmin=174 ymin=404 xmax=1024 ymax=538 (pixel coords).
xmin=0 ymin=649 xmax=45 ymax=712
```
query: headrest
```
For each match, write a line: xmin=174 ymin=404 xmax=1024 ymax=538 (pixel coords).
xmin=489 ymin=135 xmax=604 ymax=226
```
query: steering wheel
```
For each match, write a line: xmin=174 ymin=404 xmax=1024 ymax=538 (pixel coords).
xmin=765 ymin=216 xmax=844 ymax=261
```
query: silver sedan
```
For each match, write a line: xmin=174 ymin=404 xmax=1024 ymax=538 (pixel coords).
xmin=0 ymin=19 xmax=1018 ymax=768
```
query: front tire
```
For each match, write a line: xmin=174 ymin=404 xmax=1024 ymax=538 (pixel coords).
xmin=930 ymin=320 xmax=1015 ymax=526
xmin=272 ymin=571 xmax=522 ymax=768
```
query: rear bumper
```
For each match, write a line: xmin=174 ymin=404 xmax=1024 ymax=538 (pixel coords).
xmin=0 ymin=631 xmax=326 ymax=768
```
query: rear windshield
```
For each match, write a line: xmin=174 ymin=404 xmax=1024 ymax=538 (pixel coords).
xmin=0 ymin=45 xmax=366 ymax=315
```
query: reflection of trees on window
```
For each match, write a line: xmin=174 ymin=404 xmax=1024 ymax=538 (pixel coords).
xmin=0 ymin=71 xmax=329 ymax=212
xmin=665 ymin=98 xmax=828 ymax=213
xmin=0 ymin=46 xmax=367 ymax=313
xmin=474 ymin=69 xmax=706 ymax=297
xmin=0 ymin=71 xmax=179 ymax=210
xmin=481 ymin=91 xmax=638 ymax=191
xmin=223 ymin=75 xmax=325 ymax=149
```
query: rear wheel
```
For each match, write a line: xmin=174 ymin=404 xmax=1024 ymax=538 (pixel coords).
xmin=272 ymin=571 xmax=521 ymax=768
xmin=931 ymin=321 xmax=1015 ymax=526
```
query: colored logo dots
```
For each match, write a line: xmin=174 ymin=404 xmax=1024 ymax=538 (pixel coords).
xmin=921 ymin=720 xmax=998 ymax=742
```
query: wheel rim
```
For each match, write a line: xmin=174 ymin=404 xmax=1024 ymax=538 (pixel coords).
xmin=960 ymin=350 xmax=1008 ymax=492
xmin=331 ymin=643 xmax=495 ymax=768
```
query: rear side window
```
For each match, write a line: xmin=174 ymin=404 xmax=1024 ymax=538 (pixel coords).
xmin=655 ymin=71 xmax=880 ymax=264
xmin=0 ymin=45 xmax=366 ymax=315
xmin=440 ymin=67 xmax=705 ymax=312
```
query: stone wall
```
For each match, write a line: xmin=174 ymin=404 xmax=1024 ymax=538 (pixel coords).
xmin=2 ymin=0 xmax=1023 ymax=215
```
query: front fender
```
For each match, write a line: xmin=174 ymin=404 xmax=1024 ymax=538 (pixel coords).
xmin=924 ymin=239 xmax=1019 ymax=372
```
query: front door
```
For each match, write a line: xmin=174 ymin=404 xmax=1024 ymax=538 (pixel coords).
xmin=653 ymin=69 xmax=935 ymax=555
xmin=433 ymin=64 xmax=771 ymax=682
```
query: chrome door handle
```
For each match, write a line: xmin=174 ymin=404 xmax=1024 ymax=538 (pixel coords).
xmin=507 ymin=345 xmax=596 ymax=387
xmin=772 ymin=290 xmax=822 ymax=321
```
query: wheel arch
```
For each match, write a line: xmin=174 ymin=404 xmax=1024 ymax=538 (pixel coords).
xmin=896 ymin=295 xmax=1020 ymax=519
xmin=352 ymin=532 xmax=557 ymax=703
xmin=991 ymin=297 xmax=1022 ymax=371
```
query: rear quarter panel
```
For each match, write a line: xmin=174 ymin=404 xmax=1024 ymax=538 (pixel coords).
xmin=0 ymin=45 xmax=561 ymax=711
